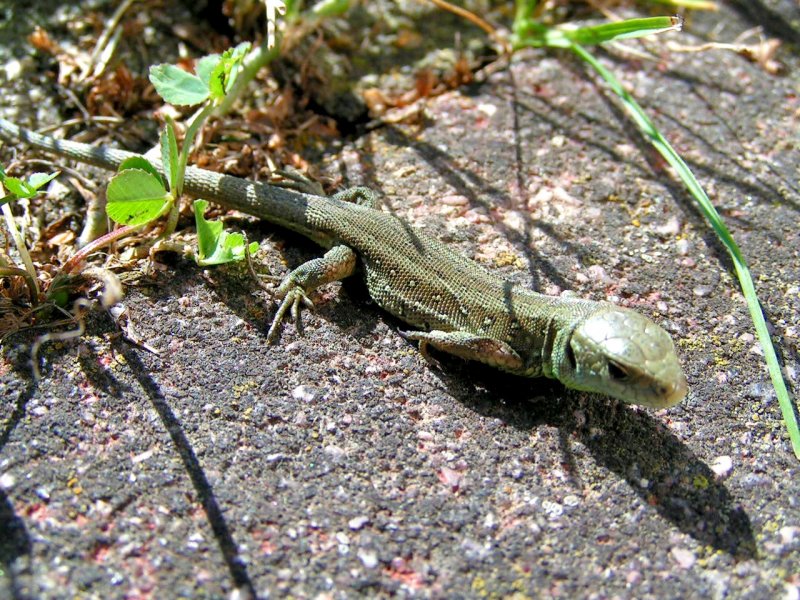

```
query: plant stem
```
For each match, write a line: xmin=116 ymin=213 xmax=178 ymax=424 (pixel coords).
xmin=1 ymin=201 xmax=40 ymax=301
xmin=61 ymin=224 xmax=139 ymax=275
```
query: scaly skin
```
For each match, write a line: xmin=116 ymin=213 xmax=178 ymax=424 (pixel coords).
xmin=0 ymin=118 xmax=687 ymax=407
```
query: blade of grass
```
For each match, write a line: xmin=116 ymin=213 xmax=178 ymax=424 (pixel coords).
xmin=513 ymin=15 xmax=681 ymax=49
xmin=570 ymin=42 xmax=799 ymax=458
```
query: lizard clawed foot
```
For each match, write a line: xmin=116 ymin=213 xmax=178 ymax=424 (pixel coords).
xmin=271 ymin=168 xmax=326 ymax=196
xmin=398 ymin=329 xmax=444 ymax=370
xmin=267 ymin=286 xmax=315 ymax=343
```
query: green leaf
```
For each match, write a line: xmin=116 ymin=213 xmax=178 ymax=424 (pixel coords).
xmin=223 ymin=42 xmax=251 ymax=93
xmin=149 ymin=63 xmax=209 ymax=106
xmin=3 ymin=176 xmax=34 ymax=198
xmin=196 ymin=54 xmax=221 ymax=88
xmin=207 ymin=42 xmax=252 ymax=102
xmin=0 ymin=169 xmax=59 ymax=199
xmin=207 ymin=60 xmax=227 ymax=102
xmin=311 ymin=0 xmax=350 ymax=17
xmin=160 ymin=120 xmax=180 ymax=193
xmin=106 ymin=169 xmax=172 ymax=226
xmin=193 ymin=199 xmax=259 ymax=265
xmin=27 ymin=171 xmax=59 ymax=191
xmin=119 ymin=156 xmax=162 ymax=181
xmin=194 ymin=199 xmax=222 ymax=258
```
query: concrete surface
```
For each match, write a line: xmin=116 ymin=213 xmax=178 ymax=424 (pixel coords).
xmin=1 ymin=1 xmax=799 ymax=598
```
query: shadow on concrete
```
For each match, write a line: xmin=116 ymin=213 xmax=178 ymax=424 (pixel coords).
xmin=117 ymin=344 xmax=258 ymax=599
xmin=0 ymin=489 xmax=31 ymax=600
xmin=433 ymin=359 xmax=758 ymax=560
xmin=726 ymin=0 xmax=800 ymax=44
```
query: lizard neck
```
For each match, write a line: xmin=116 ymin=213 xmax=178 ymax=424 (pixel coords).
xmin=506 ymin=292 xmax=600 ymax=380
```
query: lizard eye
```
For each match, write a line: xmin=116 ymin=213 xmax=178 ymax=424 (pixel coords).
xmin=607 ymin=360 xmax=629 ymax=381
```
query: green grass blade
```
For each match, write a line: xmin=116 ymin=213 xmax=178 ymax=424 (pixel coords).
xmin=562 ymin=16 xmax=681 ymax=46
xmin=513 ymin=15 xmax=680 ymax=49
xmin=570 ymin=42 xmax=800 ymax=459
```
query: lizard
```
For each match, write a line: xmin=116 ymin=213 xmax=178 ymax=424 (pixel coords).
xmin=0 ymin=117 xmax=687 ymax=408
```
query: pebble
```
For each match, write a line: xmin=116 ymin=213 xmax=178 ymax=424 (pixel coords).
xmin=626 ymin=570 xmax=642 ymax=585
xmin=542 ymin=500 xmax=563 ymax=518
xmin=779 ymin=526 xmax=800 ymax=545
xmin=348 ymin=516 xmax=370 ymax=530
xmin=4 ymin=59 xmax=24 ymax=79
xmin=292 ymin=385 xmax=318 ymax=402
xmin=693 ymin=284 xmax=714 ymax=297
xmin=586 ymin=265 xmax=610 ymax=283
xmin=656 ymin=216 xmax=681 ymax=236
xmin=786 ymin=584 xmax=800 ymax=600
xmin=710 ymin=455 xmax=733 ymax=478
xmin=0 ymin=473 xmax=15 ymax=490
xmin=358 ymin=549 xmax=379 ymax=569
xmin=324 ymin=445 xmax=345 ymax=460
xmin=670 ymin=547 xmax=696 ymax=569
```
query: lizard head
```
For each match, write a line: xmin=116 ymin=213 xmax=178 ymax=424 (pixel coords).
xmin=555 ymin=307 xmax=687 ymax=408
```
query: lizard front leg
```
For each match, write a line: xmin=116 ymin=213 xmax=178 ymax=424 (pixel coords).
xmin=401 ymin=330 xmax=524 ymax=372
xmin=267 ymin=244 xmax=357 ymax=341
xmin=264 ymin=183 xmax=376 ymax=341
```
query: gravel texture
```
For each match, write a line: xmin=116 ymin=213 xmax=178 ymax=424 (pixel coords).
xmin=1 ymin=2 xmax=799 ymax=598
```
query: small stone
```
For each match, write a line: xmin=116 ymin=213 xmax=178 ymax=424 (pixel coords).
xmin=348 ymin=516 xmax=370 ymax=530
xmin=710 ymin=456 xmax=733 ymax=478
xmin=0 ymin=473 xmax=15 ymax=490
xmin=738 ymin=332 xmax=755 ymax=344
xmin=586 ymin=265 xmax=610 ymax=283
xmin=541 ymin=500 xmax=563 ymax=518
xmin=477 ymin=103 xmax=497 ymax=117
xmin=324 ymin=445 xmax=345 ymax=460
xmin=4 ymin=58 xmax=24 ymax=80
xmin=693 ymin=285 xmax=714 ymax=297
xmin=779 ymin=526 xmax=800 ymax=545
xmin=437 ymin=466 xmax=463 ymax=491
xmin=656 ymin=216 xmax=681 ymax=236
xmin=626 ymin=570 xmax=642 ymax=585
xmin=358 ymin=549 xmax=379 ymax=569
xmin=292 ymin=385 xmax=318 ymax=402
xmin=670 ymin=547 xmax=696 ymax=569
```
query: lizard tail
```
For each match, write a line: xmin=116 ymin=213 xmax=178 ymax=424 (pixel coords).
xmin=0 ymin=117 xmax=137 ymax=171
